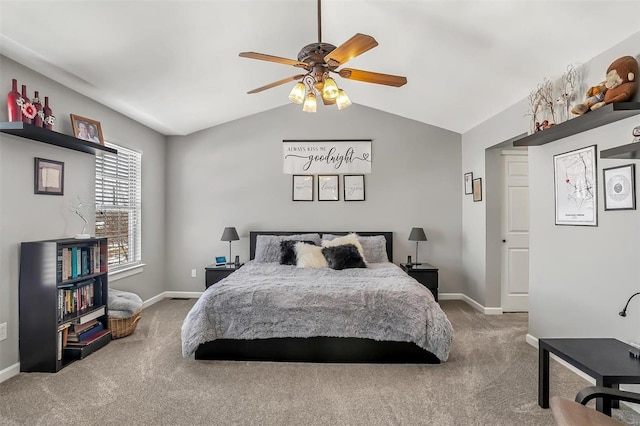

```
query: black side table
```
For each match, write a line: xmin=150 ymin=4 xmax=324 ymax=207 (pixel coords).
xmin=539 ymin=338 xmax=640 ymax=416
xmin=400 ymin=263 xmax=438 ymax=301
xmin=205 ymin=263 xmax=243 ymax=289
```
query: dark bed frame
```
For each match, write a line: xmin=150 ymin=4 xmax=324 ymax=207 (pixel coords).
xmin=194 ymin=231 xmax=440 ymax=364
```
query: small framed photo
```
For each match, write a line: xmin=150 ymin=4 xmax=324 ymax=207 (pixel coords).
xmin=318 ymin=175 xmax=339 ymax=201
xmin=70 ymin=114 xmax=104 ymax=145
xmin=464 ymin=172 xmax=473 ymax=195
xmin=344 ymin=175 xmax=365 ymax=201
xmin=292 ymin=175 xmax=314 ymax=201
xmin=472 ymin=177 xmax=482 ymax=202
xmin=603 ymin=164 xmax=636 ymax=211
xmin=34 ymin=157 xmax=64 ymax=195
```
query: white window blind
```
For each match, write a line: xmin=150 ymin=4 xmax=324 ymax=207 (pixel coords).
xmin=95 ymin=141 xmax=142 ymax=270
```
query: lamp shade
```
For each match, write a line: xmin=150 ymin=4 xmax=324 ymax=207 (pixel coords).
xmin=221 ymin=227 xmax=239 ymax=242
xmin=336 ymin=89 xmax=352 ymax=110
xmin=408 ymin=227 xmax=427 ymax=241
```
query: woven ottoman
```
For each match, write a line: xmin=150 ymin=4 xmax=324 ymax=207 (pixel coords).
xmin=108 ymin=289 xmax=143 ymax=339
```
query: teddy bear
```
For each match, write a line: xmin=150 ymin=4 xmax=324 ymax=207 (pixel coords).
xmin=571 ymin=82 xmax=607 ymax=115
xmin=591 ymin=55 xmax=638 ymax=110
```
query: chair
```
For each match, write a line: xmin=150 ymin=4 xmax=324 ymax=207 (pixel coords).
xmin=551 ymin=386 xmax=640 ymax=426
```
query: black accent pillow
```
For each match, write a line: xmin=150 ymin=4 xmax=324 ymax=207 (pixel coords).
xmin=280 ymin=240 xmax=316 ymax=265
xmin=321 ymin=244 xmax=367 ymax=270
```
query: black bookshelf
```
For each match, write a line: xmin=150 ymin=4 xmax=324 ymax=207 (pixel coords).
xmin=513 ymin=102 xmax=640 ymax=147
xmin=0 ymin=121 xmax=117 ymax=155
xmin=19 ymin=237 xmax=111 ymax=372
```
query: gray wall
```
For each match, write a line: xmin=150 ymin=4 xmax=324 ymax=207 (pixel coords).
xmin=462 ymin=32 xmax=640 ymax=341
xmin=166 ymin=104 xmax=463 ymax=293
xmin=0 ymin=56 xmax=167 ymax=373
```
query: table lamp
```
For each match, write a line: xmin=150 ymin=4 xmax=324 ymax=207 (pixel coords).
xmin=408 ymin=227 xmax=427 ymax=266
xmin=221 ymin=227 xmax=239 ymax=265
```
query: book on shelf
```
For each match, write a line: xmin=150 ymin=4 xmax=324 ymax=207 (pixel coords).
xmin=67 ymin=322 xmax=104 ymax=342
xmin=57 ymin=243 xmax=102 ymax=282
xmin=57 ymin=279 xmax=96 ymax=321
xmin=78 ymin=306 xmax=105 ymax=324
xmin=65 ymin=329 xmax=110 ymax=346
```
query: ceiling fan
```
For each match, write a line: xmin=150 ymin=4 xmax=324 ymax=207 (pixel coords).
xmin=239 ymin=0 xmax=407 ymax=112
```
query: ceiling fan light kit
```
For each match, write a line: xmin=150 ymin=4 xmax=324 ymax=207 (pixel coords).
xmin=239 ymin=0 xmax=406 ymax=113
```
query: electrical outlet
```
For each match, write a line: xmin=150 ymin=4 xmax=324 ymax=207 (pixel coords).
xmin=0 ymin=323 xmax=7 ymax=341
xmin=191 ymin=269 xmax=197 ymax=278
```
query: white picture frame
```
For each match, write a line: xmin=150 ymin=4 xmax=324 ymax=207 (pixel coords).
xmin=553 ymin=145 xmax=597 ymax=226
xmin=292 ymin=175 xmax=313 ymax=201
xmin=344 ymin=175 xmax=365 ymax=201
xmin=603 ymin=164 xmax=635 ymax=211
xmin=464 ymin=172 xmax=473 ymax=195
xmin=318 ymin=175 xmax=339 ymax=201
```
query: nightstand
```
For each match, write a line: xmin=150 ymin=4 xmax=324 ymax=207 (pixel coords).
xmin=400 ymin=263 xmax=439 ymax=301
xmin=205 ymin=263 xmax=243 ymax=289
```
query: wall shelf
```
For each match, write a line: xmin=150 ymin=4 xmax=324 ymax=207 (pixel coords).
xmin=512 ymin=102 xmax=640 ymax=147
xmin=600 ymin=142 xmax=640 ymax=159
xmin=0 ymin=121 xmax=117 ymax=155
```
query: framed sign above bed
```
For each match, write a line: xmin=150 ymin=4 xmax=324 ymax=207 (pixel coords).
xmin=282 ymin=139 xmax=372 ymax=174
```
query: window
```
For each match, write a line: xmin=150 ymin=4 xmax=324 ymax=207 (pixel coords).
xmin=95 ymin=141 xmax=142 ymax=271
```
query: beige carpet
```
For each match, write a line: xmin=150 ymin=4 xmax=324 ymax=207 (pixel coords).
xmin=1 ymin=299 xmax=639 ymax=426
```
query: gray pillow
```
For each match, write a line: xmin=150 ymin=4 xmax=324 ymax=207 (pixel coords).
xmin=254 ymin=233 xmax=321 ymax=262
xmin=357 ymin=235 xmax=389 ymax=263
xmin=322 ymin=233 xmax=389 ymax=263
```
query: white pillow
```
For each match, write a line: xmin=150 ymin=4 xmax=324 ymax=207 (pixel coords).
xmin=321 ymin=233 xmax=366 ymax=261
xmin=295 ymin=242 xmax=328 ymax=268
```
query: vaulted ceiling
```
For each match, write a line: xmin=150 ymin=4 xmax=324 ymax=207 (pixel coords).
xmin=1 ymin=1 xmax=639 ymax=136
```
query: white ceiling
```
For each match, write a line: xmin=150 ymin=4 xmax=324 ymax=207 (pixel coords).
xmin=1 ymin=1 xmax=640 ymax=136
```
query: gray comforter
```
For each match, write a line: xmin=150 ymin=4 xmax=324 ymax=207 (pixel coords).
xmin=181 ymin=261 xmax=453 ymax=361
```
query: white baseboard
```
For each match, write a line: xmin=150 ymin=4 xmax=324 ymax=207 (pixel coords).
xmin=164 ymin=291 xmax=203 ymax=299
xmin=0 ymin=362 xmax=20 ymax=384
xmin=439 ymin=293 xmax=503 ymax=315
xmin=142 ymin=291 xmax=167 ymax=309
xmin=526 ymin=334 xmax=640 ymax=414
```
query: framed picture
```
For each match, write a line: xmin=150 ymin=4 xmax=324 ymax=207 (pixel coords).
xmin=318 ymin=175 xmax=339 ymax=201
xmin=464 ymin=172 xmax=473 ymax=195
xmin=34 ymin=157 xmax=64 ymax=195
xmin=603 ymin=164 xmax=635 ymax=211
xmin=292 ymin=175 xmax=314 ymax=201
xmin=554 ymin=145 xmax=597 ymax=226
xmin=70 ymin=114 xmax=104 ymax=145
xmin=344 ymin=175 xmax=365 ymax=201
xmin=472 ymin=178 xmax=482 ymax=202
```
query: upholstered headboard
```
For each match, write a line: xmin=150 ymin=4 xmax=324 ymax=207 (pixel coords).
xmin=249 ymin=231 xmax=393 ymax=261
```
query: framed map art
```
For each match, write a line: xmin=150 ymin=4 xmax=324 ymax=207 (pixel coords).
xmin=553 ymin=145 xmax=597 ymax=226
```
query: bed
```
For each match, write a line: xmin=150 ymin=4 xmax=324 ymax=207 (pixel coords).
xmin=181 ymin=231 xmax=453 ymax=363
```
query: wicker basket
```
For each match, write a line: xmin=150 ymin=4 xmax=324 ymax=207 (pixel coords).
xmin=108 ymin=310 xmax=141 ymax=339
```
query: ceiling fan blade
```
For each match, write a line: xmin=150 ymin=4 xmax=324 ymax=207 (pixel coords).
xmin=324 ymin=33 xmax=378 ymax=67
xmin=239 ymin=52 xmax=309 ymax=70
xmin=338 ymin=68 xmax=407 ymax=87
xmin=247 ymin=74 xmax=306 ymax=94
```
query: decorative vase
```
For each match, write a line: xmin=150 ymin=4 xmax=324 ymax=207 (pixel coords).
xmin=32 ymin=91 xmax=43 ymax=127
xmin=19 ymin=85 xmax=35 ymax=124
xmin=43 ymin=96 xmax=55 ymax=130
xmin=7 ymin=79 xmax=22 ymax=122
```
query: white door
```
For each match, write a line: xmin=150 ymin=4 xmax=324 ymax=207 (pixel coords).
xmin=501 ymin=152 xmax=529 ymax=312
